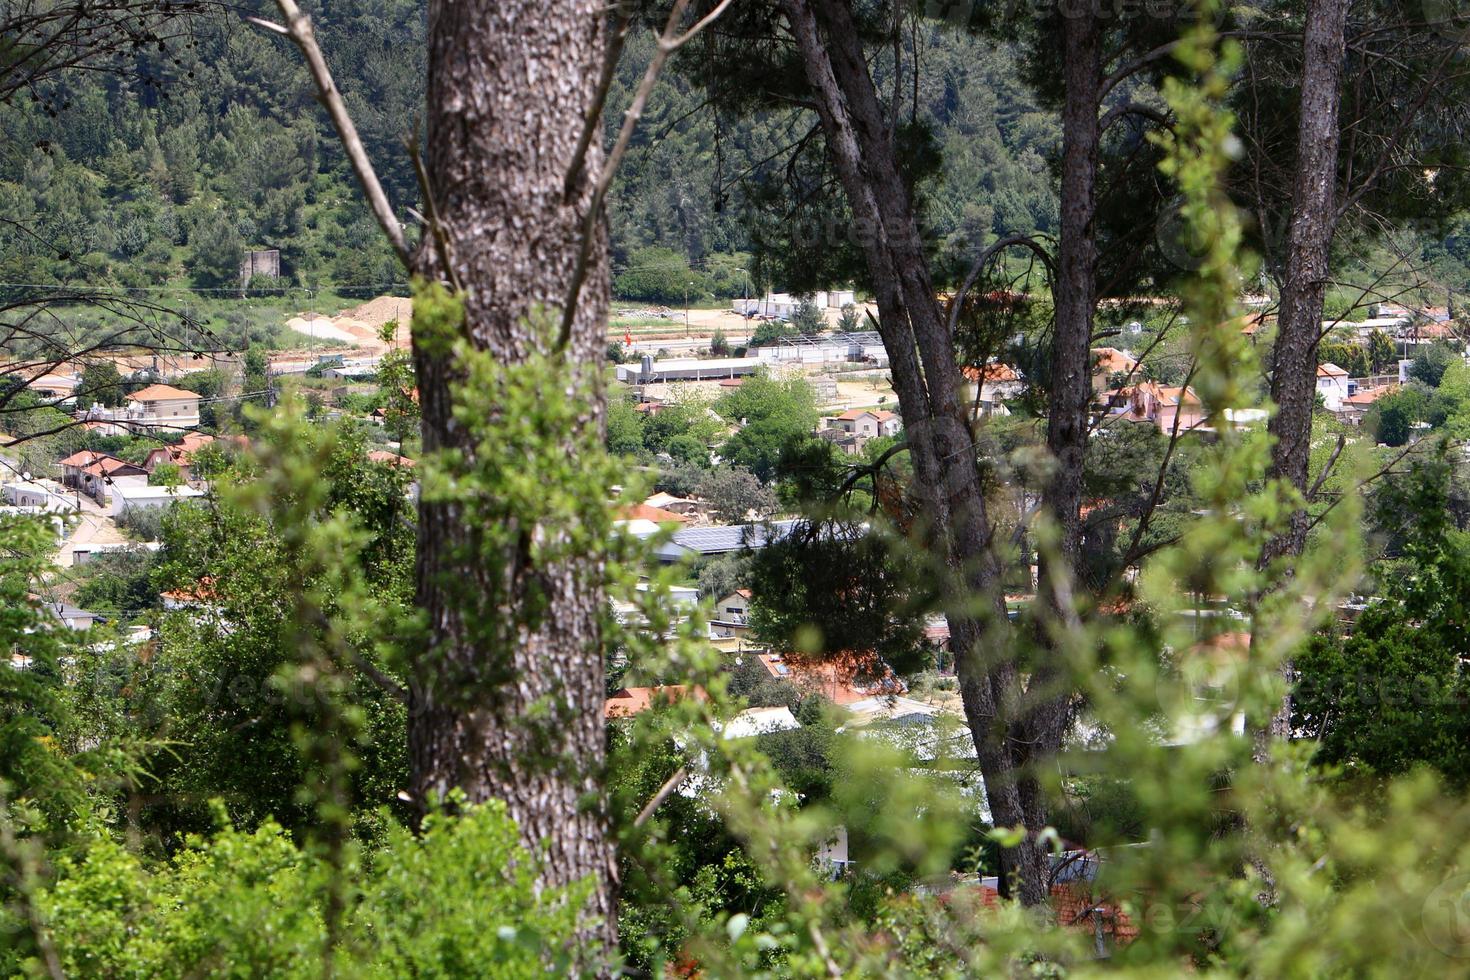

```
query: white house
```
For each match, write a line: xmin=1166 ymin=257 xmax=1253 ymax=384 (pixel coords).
xmin=826 ymin=409 xmax=901 ymax=441
xmin=109 ymin=483 xmax=206 ymax=517
xmin=2 ymin=480 xmax=77 ymax=513
xmin=1316 ymin=362 xmax=1352 ymax=410
xmin=77 ymin=383 xmax=202 ymax=435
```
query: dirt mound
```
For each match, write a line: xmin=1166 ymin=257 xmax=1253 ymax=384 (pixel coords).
xmin=344 ymin=296 xmax=413 ymax=328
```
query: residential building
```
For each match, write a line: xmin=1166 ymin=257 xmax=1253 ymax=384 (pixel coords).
xmin=59 ymin=451 xmax=148 ymax=503
xmin=652 ymin=519 xmax=801 ymax=562
xmin=961 ymin=362 xmax=1024 ymax=415
xmin=1091 ymin=348 xmax=1140 ymax=391
xmin=710 ymin=588 xmax=753 ymax=639
xmin=752 ymin=650 xmax=906 ymax=705
xmin=604 ymin=685 xmax=709 ymax=719
xmin=822 ymin=409 xmax=901 ymax=451
xmin=1315 ymin=362 xmax=1351 ymax=410
xmin=77 ymin=383 xmax=203 ymax=435
xmin=1101 ymin=382 xmax=1204 ymax=435
xmin=1334 ymin=383 xmax=1398 ymax=425
xmin=110 ymin=483 xmax=206 ymax=517
xmin=142 ymin=432 xmax=220 ymax=480
xmin=615 ymin=356 xmax=764 ymax=385
xmin=1 ymin=479 xmax=77 ymax=513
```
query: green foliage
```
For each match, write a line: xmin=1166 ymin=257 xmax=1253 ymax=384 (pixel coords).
xmin=715 ymin=374 xmax=818 ymax=481
xmin=791 ymin=296 xmax=826 ymax=336
xmin=614 ymin=247 xmax=707 ymax=304
xmin=23 ymin=801 xmax=580 ymax=978
xmin=78 ymin=361 xmax=125 ymax=407
xmin=148 ymin=462 xmax=183 ymax=487
xmin=698 ymin=466 xmax=775 ymax=524
xmin=71 ymin=549 xmax=158 ymax=622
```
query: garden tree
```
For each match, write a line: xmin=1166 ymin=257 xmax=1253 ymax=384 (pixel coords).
xmin=747 ymin=319 xmax=797 ymax=347
xmin=837 ymin=303 xmax=860 ymax=332
xmin=614 ymin=245 xmax=706 ymax=303
xmin=715 ymin=372 xmax=820 ymax=480
xmin=748 ymin=515 xmax=934 ymax=675
xmin=1294 ymin=455 xmax=1470 ymax=783
xmin=791 ymin=295 xmax=826 ymax=335
xmin=698 ymin=466 xmax=776 ymax=525
xmin=1317 ymin=340 xmax=1369 ymax=378
xmin=1412 ymin=342 xmax=1459 ymax=387
xmin=605 ymin=391 xmax=648 ymax=457
xmin=643 ymin=398 xmax=722 ymax=456
xmin=1368 ymin=328 xmax=1395 ymax=373
xmin=147 ymin=462 xmax=183 ymax=487
xmin=71 ymin=548 xmax=159 ymax=622
xmin=693 ymin=551 xmax=753 ymax=600
xmin=78 ymin=361 xmax=126 ymax=407
xmin=136 ymin=423 xmax=413 ymax=838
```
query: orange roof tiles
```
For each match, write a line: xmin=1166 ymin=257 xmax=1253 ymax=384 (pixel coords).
xmin=619 ymin=503 xmax=688 ymax=524
xmin=126 ymin=384 xmax=202 ymax=402
xmin=604 ymin=685 xmax=708 ymax=719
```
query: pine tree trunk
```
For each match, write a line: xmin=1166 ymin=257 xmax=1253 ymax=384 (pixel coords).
xmin=1265 ymin=0 xmax=1348 ymax=564
xmin=1260 ymin=0 xmax=1348 ymax=745
xmin=411 ymin=0 xmax=616 ymax=957
xmin=781 ymin=0 xmax=1049 ymax=905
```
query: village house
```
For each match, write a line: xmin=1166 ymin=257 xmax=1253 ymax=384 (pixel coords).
xmin=59 ymin=451 xmax=148 ymax=503
xmin=110 ymin=482 xmax=206 ymax=518
xmin=1333 ymin=383 xmax=1398 ymax=425
xmin=1315 ymin=362 xmax=1352 ymax=411
xmin=604 ymin=685 xmax=709 ymax=719
xmin=1 ymin=479 xmax=77 ymax=513
xmin=821 ymin=408 xmax=901 ymax=453
xmin=960 ymin=362 xmax=1024 ymax=415
xmin=142 ymin=432 xmax=220 ymax=481
xmin=1101 ymin=382 xmax=1205 ymax=435
xmin=1091 ymin=347 xmax=1140 ymax=391
xmin=78 ymin=384 xmax=203 ymax=436
xmin=710 ymin=588 xmax=753 ymax=639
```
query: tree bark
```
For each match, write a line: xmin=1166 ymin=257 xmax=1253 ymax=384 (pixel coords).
xmin=781 ymin=0 xmax=1049 ymax=905
xmin=1259 ymin=0 xmax=1348 ymax=745
xmin=411 ymin=0 xmax=616 ymax=956
xmin=1264 ymin=0 xmax=1348 ymax=565
xmin=1019 ymin=4 xmax=1101 ymax=833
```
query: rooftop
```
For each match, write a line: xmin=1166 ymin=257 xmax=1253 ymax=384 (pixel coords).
xmin=126 ymin=383 xmax=202 ymax=402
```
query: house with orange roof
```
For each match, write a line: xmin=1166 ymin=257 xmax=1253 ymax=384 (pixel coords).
xmin=142 ymin=432 xmax=219 ymax=480
xmin=1333 ymin=382 xmax=1398 ymax=424
xmin=821 ymin=408 xmax=901 ymax=453
xmin=1091 ymin=348 xmax=1140 ymax=391
xmin=604 ymin=685 xmax=709 ymax=719
xmin=960 ymin=362 xmax=1025 ymax=414
xmin=1315 ymin=362 xmax=1351 ymax=410
xmin=1101 ymin=382 xmax=1204 ymax=435
xmin=754 ymin=650 xmax=906 ymax=706
xmin=366 ymin=450 xmax=416 ymax=468
xmin=77 ymin=383 xmax=202 ymax=435
xmin=59 ymin=451 xmax=148 ymax=502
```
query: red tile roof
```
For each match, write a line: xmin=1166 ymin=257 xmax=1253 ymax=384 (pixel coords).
xmin=962 ymin=362 xmax=1021 ymax=383
xmin=126 ymin=384 xmax=201 ymax=402
xmin=619 ymin=503 xmax=689 ymax=524
xmin=836 ymin=408 xmax=897 ymax=422
xmin=367 ymin=450 xmax=416 ymax=467
xmin=1316 ymin=362 xmax=1348 ymax=377
xmin=1092 ymin=348 xmax=1139 ymax=375
xmin=604 ymin=685 xmax=708 ymax=719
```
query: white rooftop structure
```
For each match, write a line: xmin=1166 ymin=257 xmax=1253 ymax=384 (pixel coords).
xmin=616 ymin=356 xmax=764 ymax=384
xmin=109 ymin=483 xmax=206 ymax=516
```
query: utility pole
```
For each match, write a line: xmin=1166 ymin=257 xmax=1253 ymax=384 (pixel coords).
xmin=685 ymin=281 xmax=693 ymax=339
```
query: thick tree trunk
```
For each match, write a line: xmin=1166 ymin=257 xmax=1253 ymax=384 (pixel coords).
xmin=1264 ymin=0 xmax=1348 ymax=564
xmin=1260 ymin=0 xmax=1348 ymax=745
xmin=782 ymin=0 xmax=1049 ymax=905
xmin=411 ymin=0 xmax=616 ymax=956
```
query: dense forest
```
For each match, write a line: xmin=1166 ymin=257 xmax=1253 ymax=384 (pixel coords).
xmin=0 ymin=1 xmax=1059 ymax=307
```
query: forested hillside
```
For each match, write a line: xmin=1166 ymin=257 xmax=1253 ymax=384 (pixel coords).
xmin=0 ymin=2 xmax=1059 ymax=303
